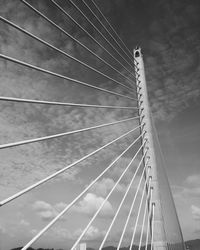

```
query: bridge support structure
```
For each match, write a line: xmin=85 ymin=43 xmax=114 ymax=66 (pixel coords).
xmin=134 ymin=47 xmax=168 ymax=250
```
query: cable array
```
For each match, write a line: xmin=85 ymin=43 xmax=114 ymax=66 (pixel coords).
xmin=100 ymin=152 xmax=148 ymax=250
xmin=0 ymin=0 xmax=139 ymax=211
xmin=0 ymin=116 xmax=139 ymax=150
xmin=50 ymin=0 xmax=135 ymax=86
xmin=0 ymin=16 xmax=133 ymax=93
xmin=66 ymin=0 xmax=138 ymax=80
xmin=0 ymin=1 xmax=180 ymax=250
xmin=0 ymin=96 xmax=138 ymax=109
xmin=151 ymin=203 xmax=155 ymax=250
xmin=129 ymin=169 xmax=150 ymax=250
xmin=18 ymin=133 xmax=143 ymax=250
xmin=145 ymin=188 xmax=153 ymax=250
xmin=22 ymin=0 xmax=137 ymax=86
xmin=118 ymin=163 xmax=150 ymax=250
xmin=0 ymin=54 xmax=137 ymax=101
xmin=90 ymin=0 xmax=134 ymax=63
xmin=0 ymin=126 xmax=141 ymax=207
xmin=81 ymin=0 xmax=136 ymax=69
xmin=138 ymin=178 xmax=152 ymax=250
xmin=71 ymin=142 xmax=146 ymax=250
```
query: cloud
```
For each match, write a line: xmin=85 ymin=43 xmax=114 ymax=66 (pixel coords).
xmin=30 ymin=228 xmax=38 ymax=235
xmin=33 ymin=200 xmax=83 ymax=221
xmin=32 ymin=193 xmax=114 ymax=221
xmin=142 ymin=0 xmax=200 ymax=121
xmin=172 ymin=185 xmax=200 ymax=202
xmin=74 ymin=225 xmax=105 ymax=241
xmin=19 ymin=219 xmax=30 ymax=227
xmin=37 ymin=224 xmax=105 ymax=244
xmin=172 ymin=174 xmax=200 ymax=202
xmin=90 ymin=178 xmax=126 ymax=197
xmin=90 ymin=178 xmax=115 ymax=197
xmin=183 ymin=187 xmax=200 ymax=197
xmin=0 ymin=0 xmax=138 ymax=207
xmin=1 ymin=0 xmax=200 ymax=247
xmin=32 ymin=200 xmax=58 ymax=221
xmin=0 ymin=223 xmax=6 ymax=234
xmin=51 ymin=227 xmax=73 ymax=241
xmin=72 ymin=193 xmax=114 ymax=218
xmin=104 ymin=224 xmax=147 ymax=246
xmin=191 ymin=205 xmax=200 ymax=220
xmin=186 ymin=175 xmax=200 ymax=186
xmin=32 ymin=200 xmax=69 ymax=221
xmin=107 ymin=157 xmax=144 ymax=187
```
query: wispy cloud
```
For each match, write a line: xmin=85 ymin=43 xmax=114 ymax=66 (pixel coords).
xmin=1 ymin=0 xmax=200 ymax=247
xmin=172 ymin=174 xmax=200 ymax=201
xmin=191 ymin=205 xmax=200 ymax=221
xmin=141 ymin=1 xmax=200 ymax=121
xmin=90 ymin=177 xmax=126 ymax=197
xmin=0 ymin=0 xmax=137 ymax=203
xmin=32 ymin=193 xmax=114 ymax=222
xmin=186 ymin=175 xmax=200 ymax=186
xmin=74 ymin=225 xmax=106 ymax=242
xmin=72 ymin=193 xmax=114 ymax=218
xmin=32 ymin=200 xmax=60 ymax=221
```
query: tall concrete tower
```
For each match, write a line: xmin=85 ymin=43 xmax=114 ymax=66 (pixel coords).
xmin=134 ymin=47 xmax=167 ymax=250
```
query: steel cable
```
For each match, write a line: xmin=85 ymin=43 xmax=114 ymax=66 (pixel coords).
xmin=83 ymin=0 xmax=136 ymax=66
xmin=91 ymin=0 xmax=135 ymax=63
xmin=150 ymin=203 xmax=155 ymax=250
xmin=0 ymin=16 xmax=134 ymax=93
xmin=129 ymin=169 xmax=151 ymax=250
xmin=138 ymin=177 xmax=152 ymax=250
xmin=21 ymin=0 xmax=137 ymax=84
xmin=20 ymin=134 xmax=144 ymax=250
xmin=0 ymin=96 xmax=138 ymax=110
xmin=81 ymin=0 xmax=136 ymax=71
xmin=0 ymin=116 xmax=139 ymax=150
xmin=117 ymin=164 xmax=150 ymax=250
xmin=0 ymin=125 xmax=141 ymax=207
xmin=70 ymin=141 xmax=146 ymax=250
xmin=50 ymin=0 xmax=136 ymax=87
xmin=145 ymin=187 xmax=153 ymax=250
xmin=67 ymin=0 xmax=137 ymax=80
xmin=0 ymin=54 xmax=137 ymax=101
xmin=99 ymin=151 xmax=148 ymax=250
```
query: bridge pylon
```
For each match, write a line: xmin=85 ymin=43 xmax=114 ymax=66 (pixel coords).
xmin=134 ymin=47 xmax=168 ymax=250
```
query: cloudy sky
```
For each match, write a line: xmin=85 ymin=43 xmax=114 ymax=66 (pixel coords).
xmin=0 ymin=0 xmax=200 ymax=249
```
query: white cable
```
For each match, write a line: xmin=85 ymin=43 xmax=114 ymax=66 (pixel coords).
xmin=117 ymin=165 xmax=150 ymax=250
xmin=50 ymin=0 xmax=135 ymax=87
xmin=151 ymin=203 xmax=155 ymax=250
xmin=81 ymin=0 xmax=135 ymax=70
xmin=0 ymin=96 xmax=138 ymax=109
xmin=70 ymin=142 xmax=146 ymax=250
xmin=0 ymin=116 xmax=139 ymax=150
xmin=20 ymin=134 xmax=143 ymax=250
xmin=138 ymin=177 xmax=152 ymax=250
xmin=22 ymin=0 xmax=136 ymax=81
xmin=145 ymin=188 xmax=153 ymax=250
xmin=67 ymin=0 xmax=136 ymax=79
xmin=0 ymin=54 xmax=137 ymax=102
xmin=99 ymin=152 xmax=148 ymax=250
xmin=0 ymin=16 xmax=134 ymax=93
xmin=0 ymin=126 xmax=141 ymax=207
xmin=129 ymin=168 xmax=151 ymax=250
xmin=91 ymin=0 xmax=135 ymax=63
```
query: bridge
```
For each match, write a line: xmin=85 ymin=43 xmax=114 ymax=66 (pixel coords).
xmin=0 ymin=1 xmax=186 ymax=250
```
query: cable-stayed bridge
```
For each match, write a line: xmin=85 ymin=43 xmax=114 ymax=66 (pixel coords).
xmin=0 ymin=1 xmax=186 ymax=250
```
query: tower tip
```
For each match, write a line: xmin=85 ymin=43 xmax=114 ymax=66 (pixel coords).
xmin=134 ymin=46 xmax=142 ymax=58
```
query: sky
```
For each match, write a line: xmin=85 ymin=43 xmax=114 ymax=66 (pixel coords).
xmin=0 ymin=0 xmax=200 ymax=249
